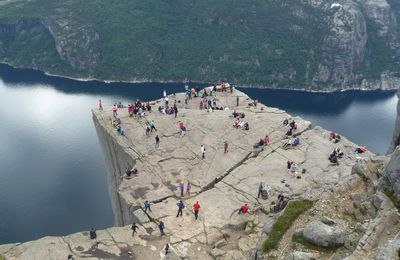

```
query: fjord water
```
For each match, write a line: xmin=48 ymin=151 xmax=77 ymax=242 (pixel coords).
xmin=0 ymin=64 xmax=397 ymax=244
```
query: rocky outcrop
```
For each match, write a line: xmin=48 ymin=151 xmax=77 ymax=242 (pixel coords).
xmin=379 ymin=146 xmax=400 ymax=198
xmin=300 ymin=220 xmax=346 ymax=248
xmin=388 ymin=89 xmax=400 ymax=154
xmin=313 ymin=1 xmax=367 ymax=88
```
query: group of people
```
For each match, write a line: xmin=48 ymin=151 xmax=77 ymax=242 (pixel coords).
xmin=128 ymin=100 xmax=152 ymax=118
xmin=329 ymin=148 xmax=344 ymax=164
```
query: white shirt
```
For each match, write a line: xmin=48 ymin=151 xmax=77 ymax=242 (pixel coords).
xmin=201 ymin=146 xmax=205 ymax=153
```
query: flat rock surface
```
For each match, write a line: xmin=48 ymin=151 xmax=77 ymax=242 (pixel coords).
xmin=0 ymin=88 xmax=372 ymax=259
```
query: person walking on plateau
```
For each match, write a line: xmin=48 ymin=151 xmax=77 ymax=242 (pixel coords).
xmin=236 ymin=95 xmax=239 ymax=107
xmin=143 ymin=200 xmax=151 ymax=212
xmin=186 ymin=182 xmax=191 ymax=196
xmin=176 ymin=200 xmax=185 ymax=217
xmin=224 ymin=141 xmax=229 ymax=153
xmin=165 ymin=243 xmax=170 ymax=255
xmin=201 ymin=145 xmax=205 ymax=159
xmin=131 ymin=222 xmax=138 ymax=237
xmin=179 ymin=182 xmax=184 ymax=197
xmin=150 ymin=120 xmax=157 ymax=132
xmin=99 ymin=99 xmax=103 ymax=111
xmin=155 ymin=135 xmax=160 ymax=148
xmin=193 ymin=201 xmax=201 ymax=220
xmin=159 ymin=221 xmax=165 ymax=236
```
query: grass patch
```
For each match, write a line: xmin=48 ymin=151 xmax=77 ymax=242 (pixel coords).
xmin=0 ymin=254 xmax=4 ymax=260
xmin=292 ymin=233 xmax=339 ymax=253
xmin=261 ymin=199 xmax=314 ymax=252
xmin=384 ymin=189 xmax=400 ymax=209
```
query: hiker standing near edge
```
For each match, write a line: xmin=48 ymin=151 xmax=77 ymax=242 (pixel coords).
xmin=236 ymin=95 xmax=239 ymax=107
xmin=201 ymin=145 xmax=205 ymax=159
xmin=176 ymin=200 xmax=185 ymax=217
xmin=99 ymin=99 xmax=103 ymax=111
xmin=193 ymin=201 xmax=201 ymax=220
xmin=155 ymin=135 xmax=160 ymax=148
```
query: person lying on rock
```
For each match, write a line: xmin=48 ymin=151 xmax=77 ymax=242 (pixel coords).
xmin=355 ymin=146 xmax=367 ymax=154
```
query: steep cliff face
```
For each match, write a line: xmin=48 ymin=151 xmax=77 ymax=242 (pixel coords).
xmin=0 ymin=0 xmax=399 ymax=89
xmin=388 ymin=89 xmax=400 ymax=154
xmin=92 ymin=113 xmax=139 ymax=226
xmin=313 ymin=1 xmax=367 ymax=88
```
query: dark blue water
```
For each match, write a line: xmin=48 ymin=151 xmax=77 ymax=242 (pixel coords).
xmin=0 ymin=63 xmax=397 ymax=244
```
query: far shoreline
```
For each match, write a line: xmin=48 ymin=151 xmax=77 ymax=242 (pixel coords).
xmin=0 ymin=62 xmax=398 ymax=94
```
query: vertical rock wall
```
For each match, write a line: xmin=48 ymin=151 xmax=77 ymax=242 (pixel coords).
xmin=92 ymin=112 xmax=138 ymax=226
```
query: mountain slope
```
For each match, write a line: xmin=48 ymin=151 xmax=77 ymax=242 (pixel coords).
xmin=0 ymin=0 xmax=399 ymax=90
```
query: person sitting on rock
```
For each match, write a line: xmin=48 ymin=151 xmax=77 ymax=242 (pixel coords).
xmin=286 ymin=128 xmax=293 ymax=136
xmin=283 ymin=138 xmax=292 ymax=149
xmin=283 ymin=118 xmax=289 ymax=126
xmin=329 ymin=152 xmax=339 ymax=165
xmin=287 ymin=160 xmax=294 ymax=170
xmin=264 ymin=135 xmax=270 ymax=145
xmin=233 ymin=118 xmax=241 ymax=128
xmin=290 ymin=163 xmax=299 ymax=176
xmin=179 ymin=121 xmax=186 ymax=136
xmin=238 ymin=204 xmax=250 ymax=214
xmin=292 ymin=137 xmax=300 ymax=147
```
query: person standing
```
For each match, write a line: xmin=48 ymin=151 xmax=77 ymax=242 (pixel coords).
xmin=179 ymin=182 xmax=184 ymax=197
xmin=224 ymin=141 xmax=229 ymax=153
xmin=236 ymin=95 xmax=239 ymax=107
xmin=150 ymin=120 xmax=157 ymax=132
xmin=258 ymin=182 xmax=263 ymax=198
xmin=201 ymin=145 xmax=205 ymax=159
xmin=99 ymin=99 xmax=103 ymax=111
xmin=112 ymin=104 xmax=118 ymax=117
xmin=143 ymin=200 xmax=151 ymax=212
xmin=155 ymin=135 xmax=160 ymax=148
xmin=131 ymin=222 xmax=138 ymax=237
xmin=89 ymin=227 xmax=97 ymax=239
xmin=174 ymin=103 xmax=178 ymax=118
xmin=176 ymin=200 xmax=185 ymax=217
xmin=193 ymin=201 xmax=201 ymax=220
xmin=165 ymin=243 xmax=170 ymax=255
xmin=159 ymin=221 xmax=165 ymax=236
xmin=186 ymin=182 xmax=191 ymax=196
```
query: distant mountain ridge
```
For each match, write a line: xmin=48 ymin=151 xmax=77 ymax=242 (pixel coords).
xmin=0 ymin=0 xmax=399 ymax=90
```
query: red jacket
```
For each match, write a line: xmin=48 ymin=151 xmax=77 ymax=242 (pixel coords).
xmin=241 ymin=205 xmax=249 ymax=214
xmin=193 ymin=203 xmax=201 ymax=212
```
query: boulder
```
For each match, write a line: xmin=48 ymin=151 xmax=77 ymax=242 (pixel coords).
xmin=302 ymin=221 xmax=345 ymax=248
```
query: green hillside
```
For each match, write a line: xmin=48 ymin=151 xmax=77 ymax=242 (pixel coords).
xmin=0 ymin=0 xmax=398 ymax=90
